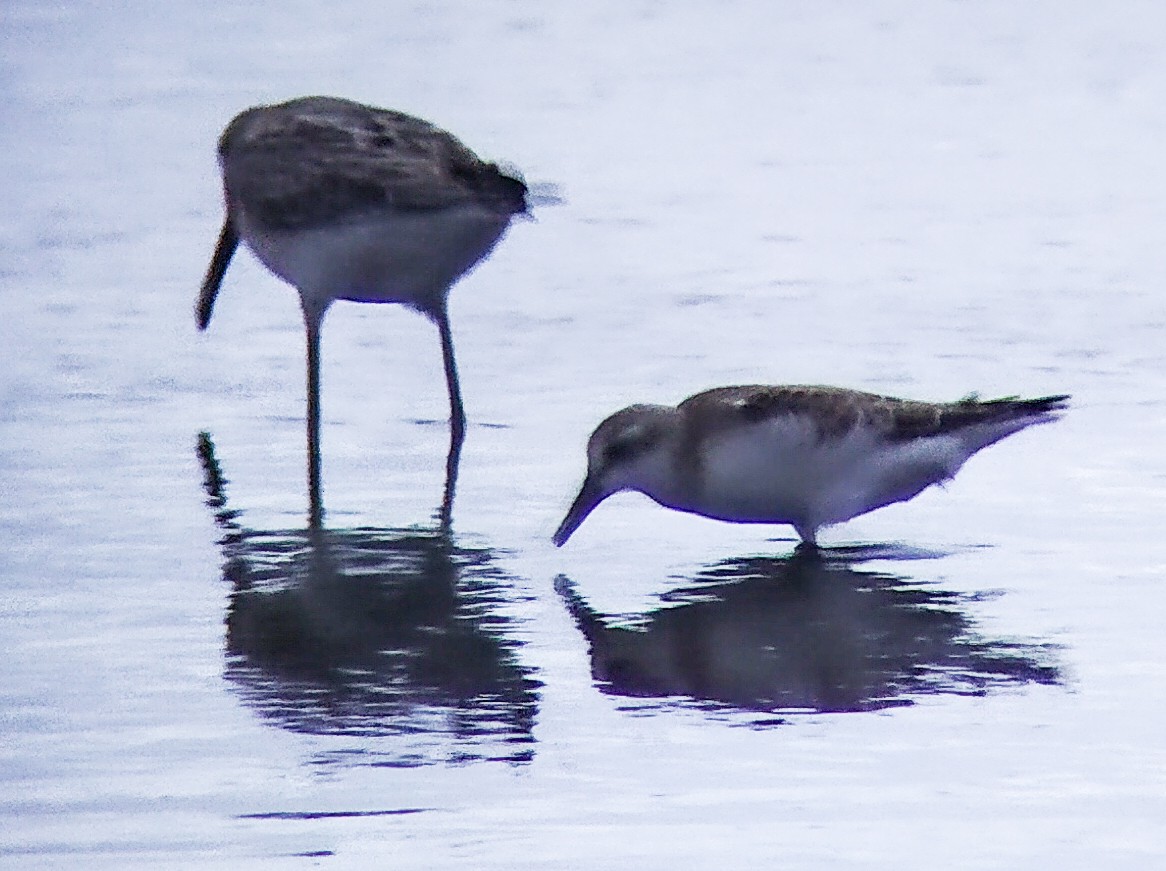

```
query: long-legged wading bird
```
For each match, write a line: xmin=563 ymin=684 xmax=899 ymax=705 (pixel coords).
xmin=197 ymin=96 xmax=527 ymax=527
xmin=553 ymin=385 xmax=1069 ymax=547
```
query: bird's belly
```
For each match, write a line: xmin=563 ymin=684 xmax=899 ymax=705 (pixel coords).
xmin=695 ymin=423 xmax=961 ymax=527
xmin=237 ymin=204 xmax=513 ymax=312
xmin=695 ymin=431 xmax=824 ymax=523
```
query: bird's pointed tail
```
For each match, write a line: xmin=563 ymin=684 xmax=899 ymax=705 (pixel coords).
xmin=196 ymin=218 xmax=239 ymax=330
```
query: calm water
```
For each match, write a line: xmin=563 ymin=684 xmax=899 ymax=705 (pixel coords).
xmin=3 ymin=1 xmax=1165 ymax=868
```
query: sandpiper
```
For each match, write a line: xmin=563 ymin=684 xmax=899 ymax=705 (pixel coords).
xmin=553 ymin=385 xmax=1069 ymax=546
xmin=197 ymin=96 xmax=527 ymax=525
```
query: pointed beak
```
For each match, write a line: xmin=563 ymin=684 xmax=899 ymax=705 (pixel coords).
xmin=553 ymin=475 xmax=608 ymax=547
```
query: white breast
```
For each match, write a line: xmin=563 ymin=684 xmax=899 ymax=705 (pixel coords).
xmin=236 ymin=203 xmax=513 ymax=313
xmin=694 ymin=417 xmax=969 ymax=529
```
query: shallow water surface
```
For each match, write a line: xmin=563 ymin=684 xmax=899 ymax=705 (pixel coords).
xmin=3 ymin=1 xmax=1165 ymax=868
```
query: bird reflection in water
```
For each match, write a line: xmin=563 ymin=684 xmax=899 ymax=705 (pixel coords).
xmin=556 ymin=547 xmax=1061 ymax=718
xmin=196 ymin=432 xmax=539 ymax=767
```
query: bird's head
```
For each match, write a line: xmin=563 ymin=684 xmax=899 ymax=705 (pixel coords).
xmin=553 ymin=404 xmax=678 ymax=546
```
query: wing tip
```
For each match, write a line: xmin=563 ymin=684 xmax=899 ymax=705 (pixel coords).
xmin=1031 ymin=393 xmax=1071 ymax=415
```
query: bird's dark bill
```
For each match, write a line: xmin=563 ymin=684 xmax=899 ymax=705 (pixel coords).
xmin=552 ymin=477 xmax=607 ymax=547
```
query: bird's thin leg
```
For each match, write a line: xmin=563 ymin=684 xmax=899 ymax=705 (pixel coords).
xmin=435 ymin=304 xmax=465 ymax=528
xmin=303 ymin=300 xmax=327 ymax=530
xmin=794 ymin=523 xmax=818 ymax=548
xmin=439 ymin=430 xmax=462 ymax=531
xmin=436 ymin=304 xmax=467 ymax=449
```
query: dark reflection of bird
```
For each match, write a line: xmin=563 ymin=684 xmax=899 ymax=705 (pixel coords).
xmin=196 ymin=96 xmax=529 ymax=527
xmin=196 ymin=432 xmax=540 ymax=767
xmin=555 ymin=547 xmax=1061 ymax=717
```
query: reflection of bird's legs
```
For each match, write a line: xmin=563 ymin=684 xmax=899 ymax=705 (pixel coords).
xmin=195 ymin=430 xmax=246 ymax=544
xmin=196 ymin=431 xmax=229 ymax=517
xmin=793 ymin=538 xmax=821 ymax=556
xmin=439 ymin=433 xmax=462 ymax=531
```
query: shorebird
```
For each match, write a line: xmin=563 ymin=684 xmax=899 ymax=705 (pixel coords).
xmin=553 ymin=385 xmax=1069 ymax=547
xmin=197 ymin=96 xmax=527 ymax=526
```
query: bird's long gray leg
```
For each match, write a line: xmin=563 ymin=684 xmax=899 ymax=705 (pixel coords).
xmin=435 ymin=304 xmax=467 ymax=448
xmin=302 ymin=299 xmax=329 ymax=529
xmin=439 ymin=436 xmax=462 ymax=531
xmin=794 ymin=523 xmax=818 ymax=548
xmin=434 ymin=304 xmax=465 ymax=528
xmin=197 ymin=218 xmax=239 ymax=330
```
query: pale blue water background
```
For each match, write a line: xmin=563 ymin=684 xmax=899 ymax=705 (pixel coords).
xmin=2 ymin=1 xmax=1165 ymax=867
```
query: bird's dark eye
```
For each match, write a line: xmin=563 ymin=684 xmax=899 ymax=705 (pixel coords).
xmin=604 ymin=435 xmax=640 ymax=464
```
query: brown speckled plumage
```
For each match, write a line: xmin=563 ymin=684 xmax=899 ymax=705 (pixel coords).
xmin=218 ymin=96 xmax=527 ymax=230
xmin=680 ymin=385 xmax=1069 ymax=444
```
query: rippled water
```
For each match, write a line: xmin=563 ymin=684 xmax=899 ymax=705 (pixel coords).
xmin=3 ymin=1 xmax=1166 ymax=868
